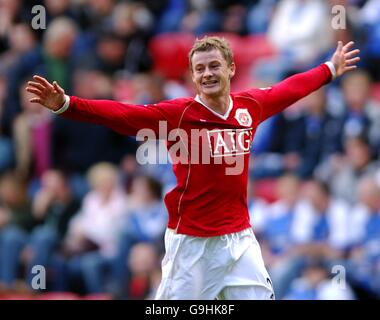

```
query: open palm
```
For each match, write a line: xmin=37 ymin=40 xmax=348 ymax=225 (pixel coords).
xmin=330 ymin=41 xmax=360 ymax=77
xmin=26 ymin=76 xmax=66 ymax=111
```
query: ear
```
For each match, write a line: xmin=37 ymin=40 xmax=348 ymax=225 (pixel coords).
xmin=229 ymin=62 xmax=236 ymax=79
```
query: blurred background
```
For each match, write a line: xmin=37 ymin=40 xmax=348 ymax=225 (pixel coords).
xmin=0 ymin=0 xmax=380 ymax=300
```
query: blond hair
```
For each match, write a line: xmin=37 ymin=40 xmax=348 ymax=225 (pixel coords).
xmin=87 ymin=162 xmax=118 ymax=190
xmin=188 ymin=36 xmax=233 ymax=70
xmin=43 ymin=17 xmax=78 ymax=45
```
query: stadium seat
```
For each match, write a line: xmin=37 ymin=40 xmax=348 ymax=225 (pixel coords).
xmin=206 ymin=33 xmax=277 ymax=69
xmin=238 ymin=34 xmax=277 ymax=67
xmin=202 ymin=33 xmax=277 ymax=92
xmin=149 ymin=32 xmax=277 ymax=89
xmin=253 ymin=178 xmax=278 ymax=203
xmin=231 ymin=71 xmax=253 ymax=92
xmin=149 ymin=32 xmax=195 ymax=80
xmin=205 ymin=32 xmax=241 ymax=51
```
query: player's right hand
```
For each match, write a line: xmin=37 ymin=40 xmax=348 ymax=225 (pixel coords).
xmin=26 ymin=75 xmax=66 ymax=111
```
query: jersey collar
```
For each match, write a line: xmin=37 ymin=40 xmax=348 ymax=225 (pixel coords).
xmin=195 ymin=95 xmax=233 ymax=120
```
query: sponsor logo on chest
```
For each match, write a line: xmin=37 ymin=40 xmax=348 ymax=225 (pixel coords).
xmin=206 ymin=128 xmax=253 ymax=157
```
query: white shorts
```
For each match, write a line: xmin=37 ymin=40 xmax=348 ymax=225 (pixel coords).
xmin=155 ymin=227 xmax=274 ymax=300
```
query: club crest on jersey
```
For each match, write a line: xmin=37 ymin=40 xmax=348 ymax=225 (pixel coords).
xmin=234 ymin=108 xmax=252 ymax=127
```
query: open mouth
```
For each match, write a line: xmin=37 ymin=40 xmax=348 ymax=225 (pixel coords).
xmin=202 ymin=80 xmax=218 ymax=87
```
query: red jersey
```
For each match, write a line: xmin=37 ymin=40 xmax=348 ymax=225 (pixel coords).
xmin=61 ymin=63 xmax=332 ymax=237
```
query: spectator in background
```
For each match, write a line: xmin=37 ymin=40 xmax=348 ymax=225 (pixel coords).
xmin=260 ymin=174 xmax=303 ymax=268
xmin=77 ymin=0 xmax=116 ymax=32
xmin=298 ymin=179 xmax=349 ymax=253
xmin=270 ymin=179 xmax=350 ymax=299
xmin=181 ymin=0 xmax=223 ymax=35
xmin=111 ymin=175 xmax=167 ymax=298
xmin=0 ymin=173 xmax=38 ymax=289
xmin=285 ymin=259 xmax=355 ymax=300
xmin=130 ymin=73 xmax=167 ymax=105
xmin=246 ymin=0 xmax=277 ymax=34
xmin=264 ymin=0 xmax=333 ymax=80
xmin=268 ymin=0 xmax=333 ymax=65
xmin=359 ymin=0 xmax=380 ymax=81
xmin=13 ymin=80 xmax=53 ymax=181
xmin=154 ymin=0 xmax=187 ymax=34
xmin=220 ymin=3 xmax=248 ymax=35
xmin=294 ymin=89 xmax=343 ymax=178
xmin=323 ymin=136 xmax=377 ymax=205
xmin=119 ymin=154 xmax=141 ymax=194
xmin=0 ymin=0 xmax=22 ymax=53
xmin=375 ymin=151 xmax=380 ymax=189
xmin=0 ymin=23 xmax=37 ymax=74
xmin=125 ymin=242 xmax=161 ymax=300
xmin=0 ymin=75 xmax=13 ymax=173
xmin=340 ymin=70 xmax=380 ymax=153
xmin=254 ymin=88 xmax=344 ymax=179
xmin=75 ymin=31 xmax=128 ymax=76
xmin=22 ymin=169 xmax=80 ymax=291
xmin=2 ymin=17 xmax=78 ymax=137
xmin=247 ymin=177 xmax=269 ymax=238
xmin=261 ymin=174 xmax=311 ymax=299
xmin=110 ymin=2 xmax=153 ymax=75
xmin=63 ymin=162 xmax=127 ymax=294
xmin=51 ymin=69 xmax=136 ymax=178
xmin=72 ymin=1 xmax=153 ymax=76
xmin=347 ymin=176 xmax=380 ymax=298
xmin=43 ymin=0 xmax=78 ymax=24
xmin=129 ymin=73 xmax=178 ymax=190
xmin=38 ymin=17 xmax=78 ymax=93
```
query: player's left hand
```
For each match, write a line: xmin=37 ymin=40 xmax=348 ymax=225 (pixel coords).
xmin=330 ymin=41 xmax=360 ymax=77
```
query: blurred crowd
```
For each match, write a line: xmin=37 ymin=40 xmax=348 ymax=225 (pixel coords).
xmin=0 ymin=0 xmax=380 ymax=300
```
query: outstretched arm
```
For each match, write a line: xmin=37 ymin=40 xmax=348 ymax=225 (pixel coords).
xmin=26 ymin=76 xmax=178 ymax=136
xmin=250 ymin=41 xmax=360 ymax=122
xmin=26 ymin=75 xmax=66 ymax=111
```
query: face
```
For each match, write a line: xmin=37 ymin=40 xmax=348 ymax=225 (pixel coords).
xmin=304 ymin=182 xmax=322 ymax=207
xmin=191 ymin=49 xmax=235 ymax=99
xmin=41 ymin=170 xmax=66 ymax=197
xmin=307 ymin=89 xmax=325 ymax=115
xmin=276 ymin=175 xmax=299 ymax=204
xmin=345 ymin=139 xmax=370 ymax=169
xmin=358 ymin=179 xmax=380 ymax=211
xmin=128 ymin=243 xmax=157 ymax=274
xmin=0 ymin=177 xmax=24 ymax=206
xmin=342 ymin=73 xmax=370 ymax=111
xmin=131 ymin=177 xmax=152 ymax=202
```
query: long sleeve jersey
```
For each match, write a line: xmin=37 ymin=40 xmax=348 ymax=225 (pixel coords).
xmin=58 ymin=63 xmax=333 ymax=236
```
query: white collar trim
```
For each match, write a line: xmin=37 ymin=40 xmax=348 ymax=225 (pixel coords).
xmin=195 ymin=95 xmax=233 ymax=120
